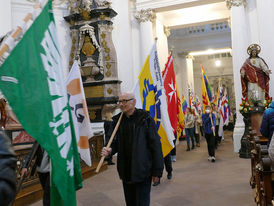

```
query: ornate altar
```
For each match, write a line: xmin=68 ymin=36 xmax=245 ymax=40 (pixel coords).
xmin=64 ymin=0 xmax=120 ymax=122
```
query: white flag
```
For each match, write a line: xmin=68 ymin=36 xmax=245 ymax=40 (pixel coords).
xmin=66 ymin=61 xmax=93 ymax=166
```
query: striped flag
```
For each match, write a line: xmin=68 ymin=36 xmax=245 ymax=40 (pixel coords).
xmin=66 ymin=61 xmax=93 ymax=166
xmin=201 ymin=66 xmax=213 ymax=112
xmin=133 ymin=42 xmax=175 ymax=157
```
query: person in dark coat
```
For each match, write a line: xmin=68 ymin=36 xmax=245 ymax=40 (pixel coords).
xmin=101 ymin=92 xmax=164 ymax=206
xmin=260 ymin=101 xmax=274 ymax=142
xmin=0 ymin=130 xmax=16 ymax=206
xmin=202 ymin=105 xmax=216 ymax=162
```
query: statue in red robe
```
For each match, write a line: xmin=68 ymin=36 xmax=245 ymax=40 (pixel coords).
xmin=240 ymin=44 xmax=271 ymax=103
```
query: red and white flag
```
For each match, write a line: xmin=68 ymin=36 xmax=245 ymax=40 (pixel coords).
xmin=66 ymin=61 xmax=93 ymax=166
xmin=162 ymin=51 xmax=178 ymax=133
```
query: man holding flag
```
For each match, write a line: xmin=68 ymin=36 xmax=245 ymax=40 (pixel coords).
xmin=101 ymin=92 xmax=163 ymax=206
xmin=201 ymin=66 xmax=216 ymax=162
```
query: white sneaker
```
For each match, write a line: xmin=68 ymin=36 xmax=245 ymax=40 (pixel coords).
xmin=211 ymin=156 xmax=216 ymax=162
xmin=208 ymin=156 xmax=212 ymax=161
xmin=172 ymin=156 xmax=176 ymax=162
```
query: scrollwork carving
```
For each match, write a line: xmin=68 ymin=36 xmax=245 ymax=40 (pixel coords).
xmin=226 ymin=0 xmax=247 ymax=9
xmin=135 ymin=9 xmax=156 ymax=23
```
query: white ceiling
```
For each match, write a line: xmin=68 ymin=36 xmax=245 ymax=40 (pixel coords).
xmin=157 ymin=2 xmax=230 ymax=29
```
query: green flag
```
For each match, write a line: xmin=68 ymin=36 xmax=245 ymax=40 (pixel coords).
xmin=0 ymin=1 xmax=82 ymax=205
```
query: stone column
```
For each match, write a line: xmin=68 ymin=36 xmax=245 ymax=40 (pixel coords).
xmin=135 ymin=9 xmax=155 ymax=65
xmin=256 ymin=0 xmax=274 ymax=98
xmin=226 ymin=0 xmax=249 ymax=152
xmin=175 ymin=53 xmax=194 ymax=101
xmin=0 ymin=0 xmax=11 ymax=37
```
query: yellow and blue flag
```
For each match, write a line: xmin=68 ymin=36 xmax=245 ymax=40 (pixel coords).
xmin=133 ymin=42 xmax=175 ymax=157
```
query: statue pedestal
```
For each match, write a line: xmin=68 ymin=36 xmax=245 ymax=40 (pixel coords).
xmin=239 ymin=106 xmax=264 ymax=159
xmin=239 ymin=113 xmax=251 ymax=158
xmin=250 ymin=107 xmax=264 ymax=136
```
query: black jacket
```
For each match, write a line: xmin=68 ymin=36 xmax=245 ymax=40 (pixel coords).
xmin=0 ymin=131 xmax=16 ymax=206
xmin=109 ymin=109 xmax=164 ymax=183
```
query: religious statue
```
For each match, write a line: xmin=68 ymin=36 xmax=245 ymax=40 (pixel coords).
xmin=240 ymin=44 xmax=271 ymax=104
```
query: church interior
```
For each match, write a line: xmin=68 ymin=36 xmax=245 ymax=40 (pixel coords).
xmin=0 ymin=0 xmax=274 ymax=205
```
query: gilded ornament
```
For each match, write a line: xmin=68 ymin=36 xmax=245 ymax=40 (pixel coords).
xmin=70 ymin=53 xmax=74 ymax=58
xmin=106 ymin=71 xmax=111 ymax=77
xmin=89 ymin=110 xmax=96 ymax=120
xmin=69 ymin=60 xmax=73 ymax=66
xmin=107 ymin=88 xmax=113 ymax=94
xmin=101 ymin=33 xmax=106 ymax=39
xmin=102 ymin=40 xmax=107 ymax=48
xmin=70 ymin=19 xmax=75 ymax=25
xmin=81 ymin=36 xmax=96 ymax=56
xmin=80 ymin=9 xmax=90 ymax=20
xmin=100 ymin=12 xmax=105 ymax=20
xmin=105 ymin=47 xmax=110 ymax=53
xmin=71 ymin=46 xmax=76 ymax=51
xmin=106 ymin=63 xmax=111 ymax=69
xmin=105 ymin=55 xmax=110 ymax=61
xmin=72 ymin=38 xmax=76 ymax=44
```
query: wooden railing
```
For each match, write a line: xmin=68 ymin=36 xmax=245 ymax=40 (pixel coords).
xmin=12 ymin=134 xmax=107 ymax=206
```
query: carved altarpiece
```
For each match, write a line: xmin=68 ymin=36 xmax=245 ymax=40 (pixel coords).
xmin=64 ymin=0 xmax=120 ymax=122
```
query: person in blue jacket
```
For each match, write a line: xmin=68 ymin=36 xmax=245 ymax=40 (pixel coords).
xmin=202 ymin=105 xmax=216 ymax=162
xmin=260 ymin=101 xmax=274 ymax=143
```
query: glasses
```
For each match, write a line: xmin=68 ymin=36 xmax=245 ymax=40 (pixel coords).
xmin=118 ymin=98 xmax=134 ymax=104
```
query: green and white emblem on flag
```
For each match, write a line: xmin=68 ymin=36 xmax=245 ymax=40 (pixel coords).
xmin=0 ymin=1 xmax=82 ymax=205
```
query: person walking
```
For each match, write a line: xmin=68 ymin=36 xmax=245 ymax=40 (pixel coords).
xmin=185 ymin=108 xmax=195 ymax=151
xmin=101 ymin=92 xmax=164 ymax=206
xmin=202 ymin=105 xmax=216 ymax=162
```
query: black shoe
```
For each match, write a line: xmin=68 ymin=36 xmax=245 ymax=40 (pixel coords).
xmin=167 ymin=172 xmax=172 ymax=180
xmin=186 ymin=148 xmax=190 ymax=151
xmin=191 ymin=145 xmax=195 ymax=150
xmin=153 ymin=180 xmax=160 ymax=186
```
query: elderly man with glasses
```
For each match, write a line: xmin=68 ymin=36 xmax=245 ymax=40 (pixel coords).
xmin=101 ymin=92 xmax=163 ymax=206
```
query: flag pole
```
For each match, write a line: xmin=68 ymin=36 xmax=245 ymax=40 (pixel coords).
xmin=96 ymin=113 xmax=123 ymax=173
xmin=0 ymin=0 xmax=46 ymax=59
xmin=209 ymin=113 xmax=215 ymax=136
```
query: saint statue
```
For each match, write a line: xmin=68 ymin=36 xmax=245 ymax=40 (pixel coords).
xmin=240 ymin=44 xmax=271 ymax=104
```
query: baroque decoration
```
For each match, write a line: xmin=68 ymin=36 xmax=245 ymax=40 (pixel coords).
xmin=64 ymin=0 xmax=120 ymax=122
xmin=226 ymin=0 xmax=247 ymax=9
xmin=135 ymin=9 xmax=156 ymax=23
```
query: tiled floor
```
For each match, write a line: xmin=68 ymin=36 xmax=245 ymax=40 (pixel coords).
xmin=32 ymin=131 xmax=254 ymax=206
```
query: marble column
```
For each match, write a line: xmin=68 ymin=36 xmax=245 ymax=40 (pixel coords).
xmin=256 ymin=0 xmax=274 ymax=98
xmin=0 ymin=0 xmax=11 ymax=37
xmin=175 ymin=53 xmax=194 ymax=101
xmin=226 ymin=0 xmax=249 ymax=152
xmin=135 ymin=9 xmax=155 ymax=65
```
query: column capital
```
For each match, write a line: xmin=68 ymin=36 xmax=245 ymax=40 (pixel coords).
xmin=226 ymin=0 xmax=247 ymax=10
xmin=135 ymin=9 xmax=156 ymax=23
xmin=164 ymin=26 xmax=170 ymax=37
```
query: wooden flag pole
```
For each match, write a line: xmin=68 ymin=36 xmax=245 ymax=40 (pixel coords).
xmin=95 ymin=113 xmax=123 ymax=173
xmin=0 ymin=1 xmax=44 ymax=59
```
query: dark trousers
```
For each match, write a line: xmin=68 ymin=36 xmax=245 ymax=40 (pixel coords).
xmin=205 ymin=133 xmax=215 ymax=157
xmin=164 ymin=153 xmax=172 ymax=173
xmin=38 ymin=172 xmax=50 ymax=206
xmin=215 ymin=125 xmax=220 ymax=147
xmin=170 ymin=138 xmax=177 ymax=156
xmin=185 ymin=127 xmax=195 ymax=147
xmin=122 ymin=177 xmax=152 ymax=206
